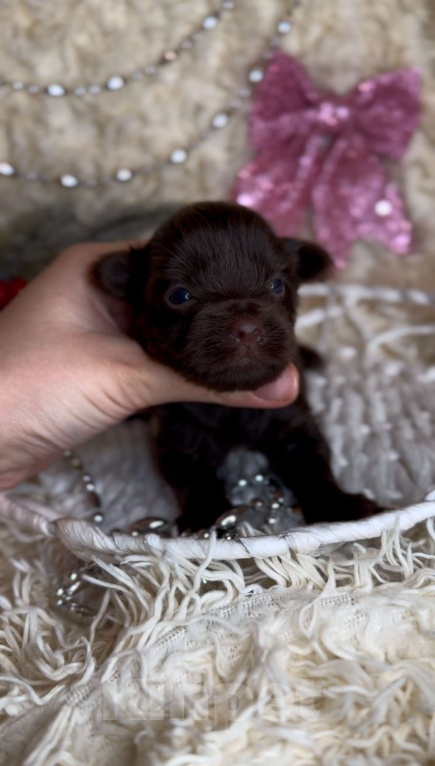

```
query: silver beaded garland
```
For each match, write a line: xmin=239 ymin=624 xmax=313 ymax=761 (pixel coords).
xmin=0 ymin=5 xmax=297 ymax=188
xmin=64 ymin=449 xmax=105 ymax=526
xmin=1 ymin=0 xmax=235 ymax=99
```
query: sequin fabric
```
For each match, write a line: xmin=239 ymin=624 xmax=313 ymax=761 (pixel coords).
xmin=233 ymin=54 xmax=421 ymax=267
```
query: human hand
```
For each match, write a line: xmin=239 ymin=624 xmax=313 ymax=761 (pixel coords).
xmin=0 ymin=242 xmax=299 ymax=490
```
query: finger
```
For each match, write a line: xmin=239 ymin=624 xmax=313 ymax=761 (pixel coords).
xmin=56 ymin=239 xmax=148 ymax=276
xmin=198 ymin=365 xmax=300 ymax=409
xmin=140 ymin=362 xmax=300 ymax=410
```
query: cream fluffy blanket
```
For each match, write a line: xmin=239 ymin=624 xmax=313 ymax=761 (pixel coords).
xmin=1 ymin=0 xmax=435 ymax=763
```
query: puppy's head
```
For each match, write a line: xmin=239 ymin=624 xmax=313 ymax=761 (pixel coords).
xmin=93 ymin=202 xmax=332 ymax=392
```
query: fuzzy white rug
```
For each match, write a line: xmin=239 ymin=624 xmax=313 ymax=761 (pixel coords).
xmin=2 ymin=500 xmax=435 ymax=765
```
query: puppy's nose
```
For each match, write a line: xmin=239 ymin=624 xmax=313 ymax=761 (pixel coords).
xmin=230 ymin=316 xmax=265 ymax=345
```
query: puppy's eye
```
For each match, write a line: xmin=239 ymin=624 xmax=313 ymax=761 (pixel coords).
xmin=269 ymin=278 xmax=285 ymax=295
xmin=168 ymin=287 xmax=192 ymax=305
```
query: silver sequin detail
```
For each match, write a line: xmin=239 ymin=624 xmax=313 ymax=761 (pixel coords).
xmin=375 ymin=199 xmax=393 ymax=217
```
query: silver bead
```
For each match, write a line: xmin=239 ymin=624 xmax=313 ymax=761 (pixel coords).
xmin=131 ymin=530 xmax=139 ymax=537
xmin=148 ymin=519 xmax=166 ymax=530
xmin=88 ymin=84 xmax=101 ymax=94
xmin=93 ymin=512 xmax=104 ymax=524
xmin=66 ymin=580 xmax=81 ymax=595
xmin=56 ymin=587 xmax=65 ymax=596
xmin=12 ymin=81 xmax=24 ymax=90
xmin=255 ymin=474 xmax=264 ymax=483
xmin=82 ymin=473 xmax=92 ymax=482
xmin=267 ymin=516 xmax=277 ymax=525
xmin=203 ymin=15 xmax=219 ymax=30
xmin=69 ymin=572 xmax=79 ymax=582
xmin=212 ymin=112 xmax=229 ymax=129
xmin=106 ymin=75 xmax=125 ymax=91
xmin=115 ymin=168 xmax=133 ymax=182
xmin=248 ymin=68 xmax=263 ymax=83
xmin=0 ymin=162 xmax=15 ymax=176
xmin=238 ymin=479 xmax=248 ymax=487
xmin=225 ymin=530 xmax=237 ymax=540
xmin=47 ymin=83 xmax=66 ymax=97
xmin=60 ymin=174 xmax=79 ymax=188
xmin=197 ymin=529 xmax=211 ymax=539
xmin=252 ymin=498 xmax=264 ymax=509
xmin=170 ymin=148 xmax=187 ymax=164
xmin=56 ymin=598 xmax=64 ymax=606
xmin=129 ymin=517 xmax=168 ymax=535
xmin=216 ymin=511 xmax=238 ymax=529
xmin=74 ymin=86 xmax=87 ymax=96
xmin=271 ymin=502 xmax=280 ymax=510
xmin=85 ymin=483 xmax=95 ymax=492
xmin=277 ymin=19 xmax=292 ymax=34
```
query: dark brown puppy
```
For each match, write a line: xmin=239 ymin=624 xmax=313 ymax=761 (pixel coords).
xmin=93 ymin=202 xmax=379 ymax=529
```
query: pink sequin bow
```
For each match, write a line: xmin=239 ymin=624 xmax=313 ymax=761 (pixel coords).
xmin=232 ymin=54 xmax=421 ymax=267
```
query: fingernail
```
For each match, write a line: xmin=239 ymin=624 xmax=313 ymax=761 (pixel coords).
xmin=254 ymin=365 xmax=299 ymax=401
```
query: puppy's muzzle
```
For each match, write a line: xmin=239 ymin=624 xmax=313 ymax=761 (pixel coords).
xmin=229 ymin=316 xmax=265 ymax=346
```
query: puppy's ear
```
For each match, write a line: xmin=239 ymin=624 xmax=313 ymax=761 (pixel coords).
xmin=282 ymin=239 xmax=333 ymax=282
xmin=92 ymin=251 xmax=132 ymax=299
xmin=92 ymin=247 xmax=149 ymax=299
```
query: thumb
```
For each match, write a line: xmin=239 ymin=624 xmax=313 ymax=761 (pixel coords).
xmin=139 ymin=363 xmax=300 ymax=410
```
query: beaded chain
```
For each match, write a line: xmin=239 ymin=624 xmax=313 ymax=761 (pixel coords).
xmin=0 ymin=4 xmax=299 ymax=188
xmin=55 ymin=447 xmax=303 ymax=614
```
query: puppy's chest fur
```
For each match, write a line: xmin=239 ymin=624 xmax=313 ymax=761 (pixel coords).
xmin=153 ymin=388 xmax=310 ymax=469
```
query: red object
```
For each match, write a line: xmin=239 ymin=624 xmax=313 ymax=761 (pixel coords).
xmin=0 ymin=278 xmax=28 ymax=310
xmin=8 ymin=278 xmax=28 ymax=298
